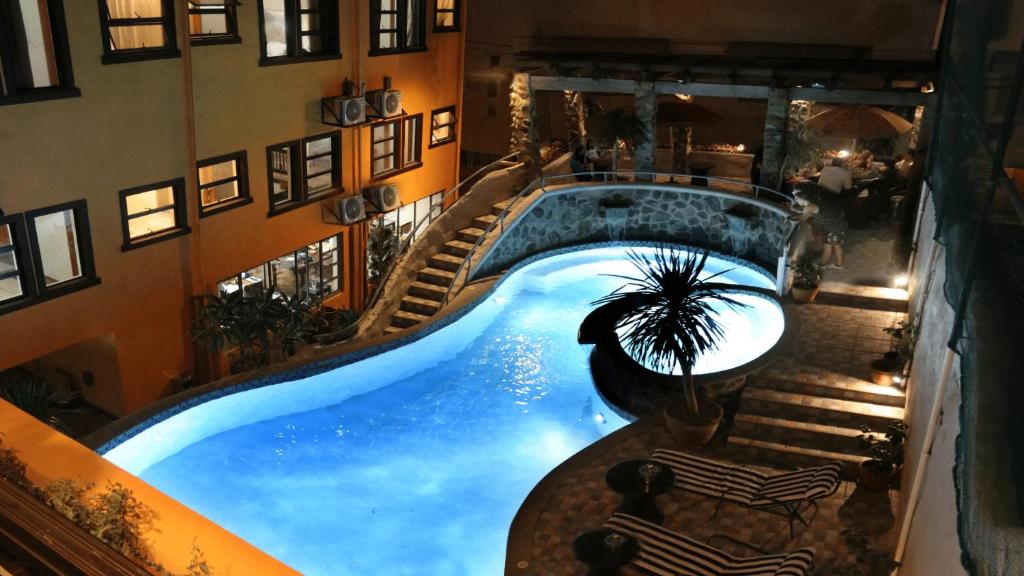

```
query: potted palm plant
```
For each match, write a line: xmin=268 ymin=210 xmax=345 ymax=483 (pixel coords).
xmin=594 ymin=248 xmax=747 ymax=446
xmin=790 ymin=253 xmax=821 ymax=303
xmin=587 ymin=105 xmax=650 ymax=174
xmin=856 ymin=422 xmax=908 ymax=491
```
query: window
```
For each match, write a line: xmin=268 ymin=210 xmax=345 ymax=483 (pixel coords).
xmin=118 ymin=178 xmax=190 ymax=250
xmin=370 ymin=0 xmax=425 ymax=55
xmin=429 ymin=106 xmax=456 ymax=147
xmin=267 ymin=132 xmax=342 ymax=215
xmin=217 ymin=234 xmax=343 ymax=302
xmin=259 ymin=0 xmax=340 ymax=65
xmin=0 ymin=218 xmax=27 ymax=303
xmin=198 ymin=151 xmax=250 ymax=216
xmin=188 ymin=1 xmax=240 ymax=45
xmin=0 ymin=0 xmax=78 ymax=105
xmin=99 ymin=0 xmax=180 ymax=64
xmin=371 ymin=114 xmax=422 ymax=178
xmin=433 ymin=0 xmax=458 ymax=31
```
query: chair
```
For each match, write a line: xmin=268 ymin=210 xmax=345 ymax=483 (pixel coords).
xmin=648 ymin=449 xmax=843 ymax=538
xmin=604 ymin=513 xmax=815 ymax=576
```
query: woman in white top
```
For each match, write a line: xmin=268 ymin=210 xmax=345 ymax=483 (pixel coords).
xmin=818 ymin=157 xmax=853 ymax=194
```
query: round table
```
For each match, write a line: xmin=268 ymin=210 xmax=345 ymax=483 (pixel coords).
xmin=573 ymin=528 xmax=639 ymax=576
xmin=688 ymin=161 xmax=715 ymax=187
xmin=605 ymin=459 xmax=676 ymax=524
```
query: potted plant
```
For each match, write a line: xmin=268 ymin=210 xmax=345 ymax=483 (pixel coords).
xmin=856 ymin=422 xmax=907 ymax=491
xmin=870 ymin=320 xmax=917 ymax=386
xmin=367 ymin=222 xmax=399 ymax=294
xmin=834 ymin=527 xmax=900 ymax=576
xmin=790 ymin=254 xmax=821 ymax=303
xmin=594 ymin=248 xmax=748 ymax=446
xmin=586 ymin=105 xmax=650 ymax=174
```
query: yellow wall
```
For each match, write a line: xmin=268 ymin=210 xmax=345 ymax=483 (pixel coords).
xmin=0 ymin=1 xmax=465 ymax=414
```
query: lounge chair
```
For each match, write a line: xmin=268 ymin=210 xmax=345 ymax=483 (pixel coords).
xmin=648 ymin=449 xmax=843 ymax=538
xmin=604 ymin=513 xmax=815 ymax=576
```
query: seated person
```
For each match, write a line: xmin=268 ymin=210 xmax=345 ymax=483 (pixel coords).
xmin=570 ymin=146 xmax=592 ymax=181
xmin=817 ymin=157 xmax=853 ymax=194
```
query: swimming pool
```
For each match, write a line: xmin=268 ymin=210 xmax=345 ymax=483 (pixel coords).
xmin=104 ymin=246 xmax=784 ymax=575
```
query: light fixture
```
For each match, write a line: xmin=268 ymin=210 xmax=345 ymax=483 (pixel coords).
xmin=811 ymin=82 xmax=825 ymax=89
xmin=837 ymin=149 xmax=850 ymax=159
xmin=893 ymin=375 xmax=904 ymax=385
xmin=594 ymin=413 xmax=606 ymax=424
xmin=737 ymin=144 xmax=746 ymax=152
xmin=893 ymin=275 xmax=909 ymax=288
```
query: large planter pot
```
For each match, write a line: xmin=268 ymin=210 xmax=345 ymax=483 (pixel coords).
xmin=663 ymin=400 xmax=724 ymax=447
xmin=858 ymin=460 xmax=898 ymax=491
xmin=791 ymin=285 xmax=819 ymax=303
xmin=870 ymin=354 xmax=905 ymax=386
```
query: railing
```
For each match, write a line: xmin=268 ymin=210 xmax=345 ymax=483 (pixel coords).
xmin=362 ymin=151 xmax=521 ymax=312
xmin=439 ymin=170 xmax=796 ymax=307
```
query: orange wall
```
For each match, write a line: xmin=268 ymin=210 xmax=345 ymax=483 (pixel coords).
xmin=0 ymin=1 xmax=464 ymax=414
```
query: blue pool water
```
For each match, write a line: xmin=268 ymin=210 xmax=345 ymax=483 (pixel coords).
xmin=104 ymin=247 xmax=783 ymax=575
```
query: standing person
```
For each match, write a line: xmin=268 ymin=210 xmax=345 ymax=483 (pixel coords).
xmin=818 ymin=157 xmax=853 ymax=194
xmin=570 ymin=146 xmax=592 ymax=181
xmin=794 ymin=187 xmax=848 ymax=269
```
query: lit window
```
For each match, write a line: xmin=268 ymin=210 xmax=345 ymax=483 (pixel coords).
xmin=99 ymin=0 xmax=180 ymax=64
xmin=371 ymin=114 xmax=422 ymax=178
xmin=430 ymin=106 xmax=456 ymax=147
xmin=218 ymin=234 xmax=343 ymax=302
xmin=267 ymin=132 xmax=342 ymax=215
xmin=119 ymin=178 xmax=190 ymax=250
xmin=259 ymin=0 xmax=340 ymax=64
xmin=434 ymin=0 xmax=458 ymax=31
xmin=0 ymin=0 xmax=78 ymax=105
xmin=370 ymin=0 xmax=424 ymax=55
xmin=188 ymin=0 xmax=240 ymax=45
xmin=198 ymin=151 xmax=250 ymax=216
xmin=0 ymin=221 xmax=25 ymax=303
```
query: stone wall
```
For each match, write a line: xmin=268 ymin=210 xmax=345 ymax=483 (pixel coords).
xmin=471 ymin=184 xmax=795 ymax=278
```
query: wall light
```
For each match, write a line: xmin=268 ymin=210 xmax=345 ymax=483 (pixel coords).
xmin=594 ymin=413 xmax=606 ymax=424
xmin=893 ymin=275 xmax=909 ymax=288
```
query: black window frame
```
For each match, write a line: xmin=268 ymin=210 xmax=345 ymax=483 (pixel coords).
xmin=369 ymin=0 xmax=426 ymax=56
xmin=370 ymin=113 xmax=423 ymax=180
xmin=118 ymin=177 xmax=191 ymax=251
xmin=267 ymin=131 xmax=343 ymax=216
xmin=217 ymin=233 xmax=344 ymax=302
xmin=188 ymin=0 xmax=241 ymax=46
xmin=98 ymin=0 xmax=181 ymax=64
xmin=0 ymin=0 xmax=79 ymax=106
xmin=429 ymin=105 xmax=457 ymax=148
xmin=198 ymin=151 xmax=251 ymax=217
xmin=433 ymin=0 xmax=459 ymax=32
xmin=257 ymin=0 xmax=341 ymax=66
xmin=0 ymin=213 xmax=33 ymax=308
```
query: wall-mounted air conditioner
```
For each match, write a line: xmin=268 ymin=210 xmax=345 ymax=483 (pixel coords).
xmin=367 ymin=76 xmax=403 ymax=118
xmin=334 ymin=96 xmax=366 ymax=126
xmin=328 ymin=195 xmax=366 ymax=224
xmin=363 ymin=184 xmax=401 ymax=212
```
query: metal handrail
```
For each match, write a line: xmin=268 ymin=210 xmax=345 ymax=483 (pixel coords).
xmin=363 ymin=152 xmax=521 ymax=312
xmin=439 ymin=170 xmax=796 ymax=307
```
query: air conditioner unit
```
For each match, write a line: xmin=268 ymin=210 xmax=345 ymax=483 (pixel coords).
xmin=334 ymin=96 xmax=366 ymax=126
xmin=367 ymin=89 xmax=403 ymax=118
xmin=330 ymin=195 xmax=366 ymax=224
xmin=363 ymin=184 xmax=401 ymax=212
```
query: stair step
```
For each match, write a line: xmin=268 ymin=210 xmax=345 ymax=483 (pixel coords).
xmin=731 ymin=414 xmax=867 ymax=456
xmin=747 ymin=374 xmax=905 ymax=408
xmin=416 ymin=267 xmax=457 ymax=286
xmin=726 ymin=436 xmax=865 ymax=468
xmin=391 ymin=310 xmax=430 ymax=328
xmin=457 ymin=227 xmax=486 ymax=243
xmin=384 ymin=326 xmax=405 ymax=335
xmin=408 ymin=281 xmax=447 ymax=301
xmin=491 ymin=199 xmax=514 ymax=216
xmin=813 ymin=290 xmax=908 ymax=313
xmin=428 ymin=252 xmax=465 ymax=272
xmin=400 ymin=295 xmax=441 ymax=316
xmin=740 ymin=388 xmax=903 ymax=431
xmin=472 ymin=214 xmax=498 ymax=230
xmin=442 ymin=240 xmax=475 ymax=258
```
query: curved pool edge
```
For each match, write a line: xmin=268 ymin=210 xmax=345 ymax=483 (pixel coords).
xmin=87 ymin=240 xmax=779 ymax=455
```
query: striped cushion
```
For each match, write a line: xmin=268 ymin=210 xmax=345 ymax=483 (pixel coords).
xmin=649 ymin=449 xmax=842 ymax=508
xmin=604 ymin=513 xmax=815 ymax=576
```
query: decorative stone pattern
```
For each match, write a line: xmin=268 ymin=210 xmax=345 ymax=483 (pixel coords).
xmin=633 ymin=82 xmax=656 ymax=173
xmin=473 ymin=186 xmax=794 ymax=278
xmin=762 ymin=89 xmax=789 ymax=189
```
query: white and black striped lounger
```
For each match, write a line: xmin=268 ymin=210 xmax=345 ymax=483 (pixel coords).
xmin=648 ymin=449 xmax=843 ymax=537
xmin=604 ymin=513 xmax=815 ymax=576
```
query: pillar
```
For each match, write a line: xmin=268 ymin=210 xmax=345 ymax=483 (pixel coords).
xmin=508 ymin=72 xmax=539 ymax=153
xmin=761 ymin=89 xmax=789 ymax=190
xmin=563 ymin=90 xmax=585 ymax=149
xmin=633 ymin=81 xmax=656 ymax=174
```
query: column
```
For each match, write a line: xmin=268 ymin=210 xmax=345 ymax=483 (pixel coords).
xmin=761 ymin=89 xmax=789 ymax=190
xmin=633 ymin=81 xmax=656 ymax=174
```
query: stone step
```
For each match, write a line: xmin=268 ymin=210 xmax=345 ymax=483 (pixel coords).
xmin=739 ymin=388 xmax=904 ymax=432
xmin=428 ymin=252 xmax=465 ymax=273
xmin=399 ymin=295 xmax=441 ymax=316
xmin=726 ymin=436 xmax=865 ymax=470
xmin=441 ymin=239 xmax=475 ymax=258
xmin=730 ymin=413 xmax=869 ymax=457
xmin=408 ymin=281 xmax=447 ymax=301
xmin=457 ymin=227 xmax=486 ymax=243
xmin=416 ymin=267 xmax=457 ymax=286
xmin=472 ymin=214 xmax=498 ymax=230
xmin=747 ymin=374 xmax=906 ymax=408
xmin=391 ymin=310 xmax=430 ymax=328
xmin=492 ymin=199 xmax=514 ymax=216
xmin=384 ymin=325 xmax=405 ymax=336
xmin=813 ymin=287 xmax=908 ymax=313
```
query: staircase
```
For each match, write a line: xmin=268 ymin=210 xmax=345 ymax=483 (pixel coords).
xmin=726 ymin=372 xmax=906 ymax=469
xmin=384 ymin=200 xmax=513 ymax=335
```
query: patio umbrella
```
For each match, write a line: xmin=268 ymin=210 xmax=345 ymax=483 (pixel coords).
xmin=805 ymin=105 xmax=913 ymax=140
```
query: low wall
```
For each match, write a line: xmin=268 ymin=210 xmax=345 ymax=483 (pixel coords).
xmin=471 ymin=184 xmax=795 ymax=279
